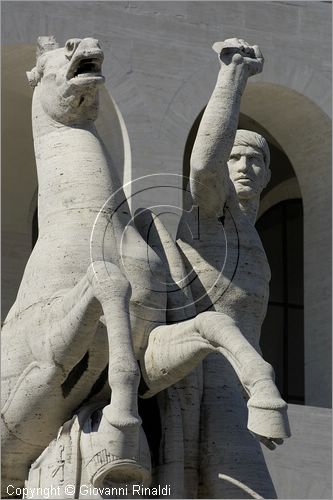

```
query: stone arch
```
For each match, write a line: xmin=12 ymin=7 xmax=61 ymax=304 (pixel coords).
xmin=258 ymin=178 xmax=302 ymax=219
xmin=182 ymin=104 xmax=306 ymax=405
xmin=257 ymin=198 xmax=304 ymax=404
xmin=242 ymin=82 xmax=331 ymax=407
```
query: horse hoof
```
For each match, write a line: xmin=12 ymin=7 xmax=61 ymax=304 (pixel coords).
xmin=81 ymin=408 xmax=151 ymax=487
xmin=247 ymin=401 xmax=291 ymax=440
xmin=92 ymin=458 xmax=151 ymax=487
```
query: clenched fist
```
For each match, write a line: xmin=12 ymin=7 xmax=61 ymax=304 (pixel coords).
xmin=213 ymin=38 xmax=264 ymax=76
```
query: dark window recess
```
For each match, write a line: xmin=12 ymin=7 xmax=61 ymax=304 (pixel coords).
xmin=256 ymin=199 xmax=305 ymax=404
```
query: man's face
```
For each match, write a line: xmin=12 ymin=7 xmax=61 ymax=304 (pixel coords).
xmin=227 ymin=144 xmax=269 ymax=200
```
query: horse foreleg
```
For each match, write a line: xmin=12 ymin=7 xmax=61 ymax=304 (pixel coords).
xmin=86 ymin=261 xmax=141 ymax=428
xmin=82 ymin=261 xmax=146 ymax=486
xmin=140 ymin=311 xmax=290 ymax=441
xmin=195 ymin=312 xmax=290 ymax=441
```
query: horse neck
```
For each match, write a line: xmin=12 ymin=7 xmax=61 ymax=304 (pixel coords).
xmin=31 ymin=90 xmax=128 ymax=234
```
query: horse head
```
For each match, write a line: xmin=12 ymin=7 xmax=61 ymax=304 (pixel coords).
xmin=27 ymin=36 xmax=105 ymax=125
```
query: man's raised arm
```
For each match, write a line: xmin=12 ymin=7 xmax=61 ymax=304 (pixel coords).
xmin=190 ymin=38 xmax=264 ymax=217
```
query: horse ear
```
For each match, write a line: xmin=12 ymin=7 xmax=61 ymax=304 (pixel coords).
xmin=212 ymin=41 xmax=224 ymax=54
xmin=27 ymin=36 xmax=58 ymax=88
xmin=36 ymin=36 xmax=59 ymax=58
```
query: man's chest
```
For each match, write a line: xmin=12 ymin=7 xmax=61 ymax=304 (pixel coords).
xmin=177 ymin=206 xmax=270 ymax=309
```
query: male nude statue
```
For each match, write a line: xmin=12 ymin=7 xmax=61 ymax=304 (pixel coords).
xmin=175 ymin=38 xmax=287 ymax=497
xmin=177 ymin=38 xmax=272 ymax=351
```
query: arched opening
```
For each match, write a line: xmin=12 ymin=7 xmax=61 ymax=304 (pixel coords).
xmin=242 ymin=83 xmax=331 ymax=407
xmin=164 ymin=64 xmax=331 ymax=404
xmin=257 ymin=199 xmax=304 ymax=404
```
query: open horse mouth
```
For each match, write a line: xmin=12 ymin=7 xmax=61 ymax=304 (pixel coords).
xmin=67 ymin=52 xmax=104 ymax=83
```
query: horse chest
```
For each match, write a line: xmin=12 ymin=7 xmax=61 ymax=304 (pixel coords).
xmin=178 ymin=207 xmax=270 ymax=326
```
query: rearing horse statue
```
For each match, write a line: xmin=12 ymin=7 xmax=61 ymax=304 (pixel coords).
xmin=1 ymin=37 xmax=290 ymax=495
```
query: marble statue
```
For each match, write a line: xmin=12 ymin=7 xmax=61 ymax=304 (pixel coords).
xmin=138 ymin=38 xmax=291 ymax=498
xmin=1 ymin=36 xmax=290 ymax=498
xmin=175 ymin=38 xmax=288 ymax=497
xmin=2 ymin=36 xmax=149 ymax=493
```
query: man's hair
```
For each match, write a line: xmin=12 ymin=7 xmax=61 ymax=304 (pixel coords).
xmin=233 ymin=129 xmax=270 ymax=169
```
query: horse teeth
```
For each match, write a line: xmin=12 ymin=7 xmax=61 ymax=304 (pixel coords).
xmin=75 ymin=73 xmax=101 ymax=79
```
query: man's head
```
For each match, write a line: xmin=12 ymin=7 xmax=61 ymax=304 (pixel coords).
xmin=228 ymin=129 xmax=271 ymax=200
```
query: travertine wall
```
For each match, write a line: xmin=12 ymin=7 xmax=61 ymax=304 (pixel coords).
xmin=262 ymin=403 xmax=332 ymax=499
xmin=2 ymin=0 xmax=331 ymax=408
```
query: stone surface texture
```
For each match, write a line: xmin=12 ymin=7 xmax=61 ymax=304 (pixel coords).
xmin=2 ymin=1 xmax=331 ymax=411
xmin=2 ymin=2 xmax=331 ymax=500
xmin=262 ymin=404 xmax=332 ymax=499
xmin=1 ymin=36 xmax=290 ymax=498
